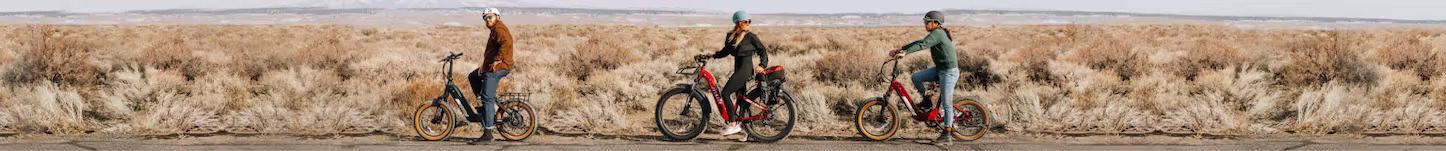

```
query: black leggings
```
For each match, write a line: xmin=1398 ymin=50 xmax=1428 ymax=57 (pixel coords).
xmin=720 ymin=59 xmax=754 ymax=121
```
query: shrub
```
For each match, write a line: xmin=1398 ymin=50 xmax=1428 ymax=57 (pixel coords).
xmin=1063 ymin=37 xmax=1147 ymax=81
xmin=814 ymin=49 xmax=885 ymax=86
xmin=142 ymin=33 xmax=209 ymax=80
xmin=1278 ymin=31 xmax=1377 ymax=86
xmin=1172 ymin=39 xmax=1243 ymax=80
xmin=0 ymin=24 xmax=1439 ymax=136
xmin=1369 ymin=33 xmax=1439 ymax=80
xmin=1001 ymin=44 xmax=1060 ymax=85
xmin=559 ymin=36 xmax=638 ymax=80
xmin=4 ymin=26 xmax=100 ymax=86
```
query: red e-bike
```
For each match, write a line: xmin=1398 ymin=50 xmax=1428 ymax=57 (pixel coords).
xmin=853 ymin=55 xmax=990 ymax=141
xmin=654 ymin=55 xmax=797 ymax=142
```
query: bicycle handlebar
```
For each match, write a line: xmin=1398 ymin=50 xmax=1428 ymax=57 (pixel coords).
xmin=876 ymin=52 xmax=904 ymax=83
xmin=675 ymin=54 xmax=713 ymax=75
xmin=440 ymin=52 xmax=464 ymax=62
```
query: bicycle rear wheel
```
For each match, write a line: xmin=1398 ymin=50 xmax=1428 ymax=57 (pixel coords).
xmin=496 ymin=101 xmax=537 ymax=141
xmin=654 ymin=87 xmax=708 ymax=141
xmin=854 ymin=97 xmax=899 ymax=141
xmin=412 ymin=100 xmax=457 ymax=141
xmin=742 ymin=91 xmax=796 ymax=143
xmin=950 ymin=99 xmax=989 ymax=141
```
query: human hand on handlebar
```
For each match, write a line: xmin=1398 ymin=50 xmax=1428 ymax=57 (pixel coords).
xmin=889 ymin=49 xmax=905 ymax=58
xmin=694 ymin=54 xmax=712 ymax=60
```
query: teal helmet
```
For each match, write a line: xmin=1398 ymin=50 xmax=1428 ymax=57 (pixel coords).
xmin=732 ymin=10 xmax=751 ymax=22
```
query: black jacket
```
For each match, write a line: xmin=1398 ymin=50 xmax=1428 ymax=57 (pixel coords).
xmin=711 ymin=31 xmax=769 ymax=67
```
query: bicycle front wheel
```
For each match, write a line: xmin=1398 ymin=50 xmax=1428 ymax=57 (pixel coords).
xmin=496 ymin=101 xmax=537 ymax=141
xmin=743 ymin=91 xmax=796 ymax=143
xmin=654 ymin=87 xmax=708 ymax=141
xmin=412 ymin=100 xmax=457 ymax=141
xmin=854 ymin=97 xmax=899 ymax=141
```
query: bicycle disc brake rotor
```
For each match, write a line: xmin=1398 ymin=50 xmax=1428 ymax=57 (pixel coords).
xmin=505 ymin=110 xmax=524 ymax=127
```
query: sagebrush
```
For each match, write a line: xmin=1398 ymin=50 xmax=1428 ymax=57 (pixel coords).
xmin=0 ymin=25 xmax=1443 ymax=136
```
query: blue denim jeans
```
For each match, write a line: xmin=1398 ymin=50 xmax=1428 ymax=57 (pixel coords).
xmin=468 ymin=69 xmax=509 ymax=129
xmin=911 ymin=67 xmax=959 ymax=126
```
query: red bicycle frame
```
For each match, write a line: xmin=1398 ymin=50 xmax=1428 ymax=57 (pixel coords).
xmin=878 ymin=59 xmax=973 ymax=122
xmin=688 ymin=61 xmax=782 ymax=122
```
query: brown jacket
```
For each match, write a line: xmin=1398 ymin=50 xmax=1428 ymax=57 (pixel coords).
xmin=482 ymin=20 xmax=514 ymax=72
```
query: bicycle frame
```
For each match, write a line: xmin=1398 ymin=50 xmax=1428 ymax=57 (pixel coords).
xmin=876 ymin=59 xmax=970 ymax=122
xmin=677 ymin=59 xmax=774 ymax=122
xmin=431 ymin=52 xmax=482 ymax=118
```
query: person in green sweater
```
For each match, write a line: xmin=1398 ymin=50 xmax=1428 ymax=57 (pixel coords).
xmin=888 ymin=10 xmax=960 ymax=145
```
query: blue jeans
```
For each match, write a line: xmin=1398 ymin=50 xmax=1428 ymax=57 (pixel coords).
xmin=468 ymin=69 xmax=509 ymax=129
xmin=911 ymin=67 xmax=959 ymax=126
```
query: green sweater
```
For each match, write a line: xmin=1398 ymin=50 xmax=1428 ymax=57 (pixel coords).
xmin=900 ymin=28 xmax=958 ymax=69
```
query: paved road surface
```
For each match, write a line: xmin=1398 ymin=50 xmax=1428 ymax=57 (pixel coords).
xmin=2 ymin=134 xmax=1444 ymax=150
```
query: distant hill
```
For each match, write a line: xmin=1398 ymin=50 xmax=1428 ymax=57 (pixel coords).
xmin=283 ymin=0 xmax=491 ymax=9
xmin=111 ymin=6 xmax=699 ymax=16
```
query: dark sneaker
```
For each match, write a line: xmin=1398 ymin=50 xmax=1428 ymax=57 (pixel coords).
xmin=914 ymin=104 xmax=932 ymax=113
xmin=466 ymin=116 xmax=484 ymax=123
xmin=468 ymin=129 xmax=494 ymax=145
xmin=915 ymin=95 xmax=935 ymax=111
xmin=467 ymin=107 xmax=486 ymax=122
xmin=932 ymin=128 xmax=954 ymax=145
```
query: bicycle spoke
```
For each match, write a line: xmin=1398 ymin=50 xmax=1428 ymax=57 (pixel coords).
xmin=952 ymin=104 xmax=987 ymax=135
xmin=660 ymin=94 xmax=702 ymax=135
xmin=418 ymin=106 xmax=448 ymax=136
xmin=861 ymin=103 xmax=892 ymax=135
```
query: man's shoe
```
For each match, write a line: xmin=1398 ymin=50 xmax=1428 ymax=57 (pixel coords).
xmin=466 ymin=107 xmax=487 ymax=122
xmin=468 ymin=129 xmax=495 ymax=145
xmin=466 ymin=116 xmax=484 ymax=123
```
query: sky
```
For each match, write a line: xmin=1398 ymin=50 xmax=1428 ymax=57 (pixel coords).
xmin=2 ymin=0 xmax=1443 ymax=20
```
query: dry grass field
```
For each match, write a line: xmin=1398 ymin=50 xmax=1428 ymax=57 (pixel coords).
xmin=0 ymin=24 xmax=1444 ymax=137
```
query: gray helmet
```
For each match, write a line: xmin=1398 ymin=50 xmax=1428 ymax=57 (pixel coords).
xmin=923 ymin=10 xmax=945 ymax=24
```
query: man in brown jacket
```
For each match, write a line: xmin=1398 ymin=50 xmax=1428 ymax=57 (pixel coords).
xmin=467 ymin=7 xmax=514 ymax=144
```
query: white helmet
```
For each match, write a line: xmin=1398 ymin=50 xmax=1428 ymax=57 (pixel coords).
xmin=483 ymin=8 xmax=501 ymax=16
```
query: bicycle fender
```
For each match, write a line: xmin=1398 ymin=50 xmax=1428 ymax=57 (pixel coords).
xmin=957 ymin=96 xmax=980 ymax=101
xmin=659 ymin=84 xmax=692 ymax=95
xmin=862 ymin=96 xmax=888 ymax=106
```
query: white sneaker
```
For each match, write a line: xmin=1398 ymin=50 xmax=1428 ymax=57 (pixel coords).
xmin=720 ymin=123 xmax=742 ymax=135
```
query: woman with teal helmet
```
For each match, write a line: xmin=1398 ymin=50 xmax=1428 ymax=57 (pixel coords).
xmin=696 ymin=10 xmax=769 ymax=141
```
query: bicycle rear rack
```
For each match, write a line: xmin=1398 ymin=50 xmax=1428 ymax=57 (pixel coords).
xmin=501 ymin=92 xmax=531 ymax=102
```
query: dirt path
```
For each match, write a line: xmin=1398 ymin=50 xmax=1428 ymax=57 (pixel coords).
xmin=2 ymin=133 xmax=1445 ymax=150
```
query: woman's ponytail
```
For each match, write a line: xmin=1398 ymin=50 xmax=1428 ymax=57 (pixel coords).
xmin=941 ymin=27 xmax=954 ymax=41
